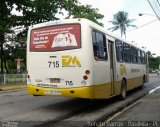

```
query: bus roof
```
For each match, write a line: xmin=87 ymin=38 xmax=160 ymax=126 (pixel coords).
xmin=29 ymin=18 xmax=146 ymax=52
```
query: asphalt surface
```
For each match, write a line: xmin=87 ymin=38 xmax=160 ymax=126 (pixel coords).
xmin=0 ymin=74 xmax=159 ymax=127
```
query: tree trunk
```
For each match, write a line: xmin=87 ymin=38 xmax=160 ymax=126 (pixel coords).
xmin=3 ymin=51 xmax=9 ymax=74
xmin=0 ymin=33 xmax=5 ymax=74
xmin=121 ymin=30 xmax=123 ymax=37
xmin=124 ymin=31 xmax=126 ymax=39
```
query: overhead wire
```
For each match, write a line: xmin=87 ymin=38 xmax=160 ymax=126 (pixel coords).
xmin=127 ymin=19 xmax=158 ymax=32
xmin=157 ymin=0 xmax=160 ymax=7
xmin=147 ymin=0 xmax=160 ymax=21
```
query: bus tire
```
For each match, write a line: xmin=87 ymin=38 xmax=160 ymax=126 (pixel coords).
xmin=142 ymin=75 xmax=145 ymax=87
xmin=139 ymin=75 xmax=145 ymax=89
xmin=120 ymin=79 xmax=127 ymax=100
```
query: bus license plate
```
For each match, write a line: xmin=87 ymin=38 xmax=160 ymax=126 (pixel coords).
xmin=44 ymin=90 xmax=61 ymax=95
xmin=50 ymin=78 xmax=60 ymax=83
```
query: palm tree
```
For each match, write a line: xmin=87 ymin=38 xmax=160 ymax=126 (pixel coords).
xmin=108 ymin=11 xmax=136 ymax=38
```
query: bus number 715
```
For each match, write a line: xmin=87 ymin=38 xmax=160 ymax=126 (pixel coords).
xmin=48 ymin=61 xmax=59 ymax=68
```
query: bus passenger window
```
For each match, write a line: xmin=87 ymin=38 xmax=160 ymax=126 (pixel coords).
xmin=123 ymin=43 xmax=131 ymax=63
xmin=92 ymin=30 xmax=108 ymax=60
xmin=131 ymin=46 xmax=138 ymax=63
xmin=141 ymin=51 xmax=145 ymax=64
xmin=115 ymin=40 xmax=123 ymax=62
xmin=138 ymin=50 xmax=141 ymax=63
xmin=93 ymin=45 xmax=99 ymax=57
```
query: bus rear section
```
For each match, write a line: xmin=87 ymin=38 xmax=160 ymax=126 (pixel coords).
xmin=27 ymin=20 xmax=96 ymax=99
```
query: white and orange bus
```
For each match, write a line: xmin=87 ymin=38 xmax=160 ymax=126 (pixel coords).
xmin=27 ymin=18 xmax=149 ymax=99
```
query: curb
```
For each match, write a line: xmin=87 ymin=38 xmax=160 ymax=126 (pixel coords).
xmin=91 ymin=91 xmax=149 ymax=125
xmin=81 ymin=91 xmax=149 ymax=127
xmin=0 ymin=85 xmax=27 ymax=91
xmin=92 ymin=92 xmax=149 ymax=123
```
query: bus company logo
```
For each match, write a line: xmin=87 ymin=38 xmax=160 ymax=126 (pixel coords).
xmin=120 ymin=64 xmax=127 ymax=75
xmin=62 ymin=56 xmax=81 ymax=67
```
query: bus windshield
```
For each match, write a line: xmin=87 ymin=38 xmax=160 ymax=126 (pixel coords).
xmin=30 ymin=24 xmax=81 ymax=52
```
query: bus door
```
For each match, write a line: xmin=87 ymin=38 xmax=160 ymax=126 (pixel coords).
xmin=108 ymin=40 xmax=115 ymax=96
xmin=92 ymin=31 xmax=110 ymax=92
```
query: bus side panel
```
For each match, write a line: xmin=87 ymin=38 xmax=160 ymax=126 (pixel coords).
xmin=93 ymin=61 xmax=112 ymax=98
xmin=116 ymin=63 xmax=146 ymax=92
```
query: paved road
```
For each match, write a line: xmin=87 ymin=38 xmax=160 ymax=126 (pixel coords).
xmin=0 ymin=90 xmax=92 ymax=121
xmin=0 ymin=74 xmax=159 ymax=127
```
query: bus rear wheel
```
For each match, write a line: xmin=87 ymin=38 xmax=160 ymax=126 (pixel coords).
xmin=120 ymin=79 xmax=127 ymax=100
xmin=140 ymin=75 xmax=145 ymax=89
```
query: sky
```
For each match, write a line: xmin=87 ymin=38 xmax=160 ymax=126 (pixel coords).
xmin=78 ymin=0 xmax=160 ymax=56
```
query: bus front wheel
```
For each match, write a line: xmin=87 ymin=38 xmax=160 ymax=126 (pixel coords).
xmin=120 ymin=79 xmax=127 ymax=100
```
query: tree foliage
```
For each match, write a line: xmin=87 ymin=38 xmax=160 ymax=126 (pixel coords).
xmin=149 ymin=56 xmax=160 ymax=71
xmin=0 ymin=0 xmax=104 ymax=74
xmin=147 ymin=51 xmax=160 ymax=71
xmin=67 ymin=4 xmax=104 ymax=26
xmin=108 ymin=11 xmax=136 ymax=38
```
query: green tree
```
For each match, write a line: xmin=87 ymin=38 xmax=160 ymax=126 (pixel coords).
xmin=14 ymin=0 xmax=104 ymax=28
xmin=147 ymin=51 xmax=160 ymax=71
xmin=66 ymin=4 xmax=104 ymax=26
xmin=0 ymin=0 xmax=29 ymax=74
xmin=149 ymin=56 xmax=160 ymax=71
xmin=108 ymin=11 xmax=136 ymax=38
xmin=4 ymin=32 xmax=26 ymax=73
